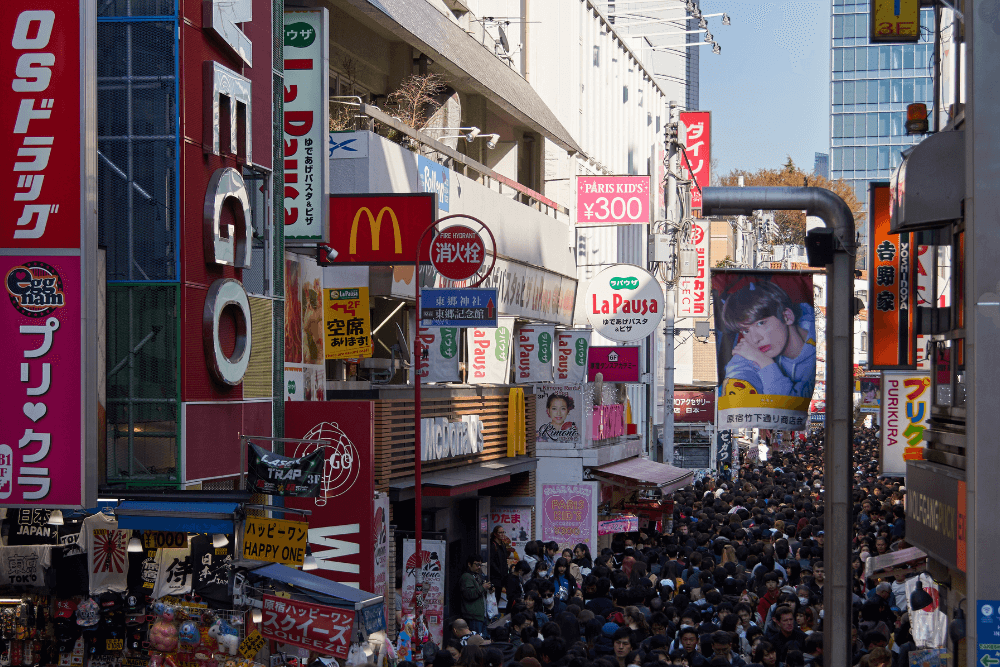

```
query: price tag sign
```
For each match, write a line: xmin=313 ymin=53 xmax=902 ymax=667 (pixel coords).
xmin=242 ymin=516 xmax=308 ymax=566
xmin=142 ymin=531 xmax=189 ymax=549
xmin=240 ymin=630 xmax=265 ymax=659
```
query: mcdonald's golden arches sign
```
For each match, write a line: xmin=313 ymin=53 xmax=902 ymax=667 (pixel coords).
xmin=328 ymin=193 xmax=436 ymax=263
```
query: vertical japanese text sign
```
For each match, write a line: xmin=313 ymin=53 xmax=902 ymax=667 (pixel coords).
xmin=869 ymin=183 xmax=915 ymax=369
xmin=679 ymin=111 xmax=711 ymax=210
xmin=283 ymin=9 xmax=329 ymax=243
xmin=0 ymin=1 xmax=98 ymax=507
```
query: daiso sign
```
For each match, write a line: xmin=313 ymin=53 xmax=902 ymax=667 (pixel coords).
xmin=585 ymin=264 xmax=664 ymax=342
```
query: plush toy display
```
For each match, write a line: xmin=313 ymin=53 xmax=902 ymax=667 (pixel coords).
xmin=207 ymin=620 xmax=239 ymax=656
xmin=177 ymin=621 xmax=200 ymax=652
xmin=148 ymin=606 xmax=178 ymax=653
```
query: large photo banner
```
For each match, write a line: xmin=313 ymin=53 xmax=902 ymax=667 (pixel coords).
xmin=712 ymin=271 xmax=816 ymax=431
xmin=534 ymin=384 xmax=584 ymax=444
xmin=401 ymin=539 xmax=445 ymax=645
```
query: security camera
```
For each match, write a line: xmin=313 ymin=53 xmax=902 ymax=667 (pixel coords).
xmin=465 ymin=127 xmax=481 ymax=142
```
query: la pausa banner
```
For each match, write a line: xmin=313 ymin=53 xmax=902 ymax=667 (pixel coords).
xmin=712 ymin=271 xmax=816 ymax=431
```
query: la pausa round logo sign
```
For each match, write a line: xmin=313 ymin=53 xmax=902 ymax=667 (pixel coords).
xmin=585 ymin=264 xmax=664 ymax=342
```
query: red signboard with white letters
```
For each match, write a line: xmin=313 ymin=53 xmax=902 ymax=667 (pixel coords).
xmin=430 ymin=225 xmax=485 ymax=281
xmin=676 ymin=220 xmax=709 ymax=318
xmin=673 ymin=390 xmax=715 ymax=424
xmin=679 ymin=111 xmax=711 ymax=210
xmin=262 ymin=594 xmax=355 ymax=659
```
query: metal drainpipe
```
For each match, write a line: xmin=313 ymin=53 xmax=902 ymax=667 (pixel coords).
xmin=701 ymin=186 xmax=854 ymax=667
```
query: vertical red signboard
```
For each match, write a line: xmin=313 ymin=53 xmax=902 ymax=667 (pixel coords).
xmin=679 ymin=111 xmax=711 ymax=210
xmin=869 ymin=183 xmax=915 ymax=369
xmin=1 ymin=2 xmax=97 ymax=506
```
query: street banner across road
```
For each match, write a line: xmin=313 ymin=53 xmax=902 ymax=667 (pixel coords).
xmin=420 ymin=288 xmax=497 ymax=327
xmin=712 ymin=271 xmax=816 ymax=431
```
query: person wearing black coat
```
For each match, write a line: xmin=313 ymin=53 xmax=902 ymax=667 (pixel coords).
xmin=488 ymin=526 xmax=510 ymax=591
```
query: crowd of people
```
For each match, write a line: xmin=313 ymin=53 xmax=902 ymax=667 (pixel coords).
xmin=398 ymin=426 xmax=917 ymax=667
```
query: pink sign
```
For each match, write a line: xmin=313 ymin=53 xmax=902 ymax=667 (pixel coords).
xmin=576 ymin=176 xmax=650 ymax=225
xmin=0 ymin=255 xmax=82 ymax=505
xmin=592 ymin=404 xmax=626 ymax=440
xmin=598 ymin=515 xmax=638 ymax=535
xmin=587 ymin=345 xmax=640 ymax=382
xmin=679 ymin=111 xmax=711 ymax=209
xmin=541 ymin=483 xmax=595 ymax=549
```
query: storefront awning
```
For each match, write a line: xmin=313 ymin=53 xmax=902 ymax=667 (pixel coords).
xmin=251 ymin=563 xmax=382 ymax=610
xmin=389 ymin=455 xmax=536 ymax=498
xmin=592 ymin=457 xmax=695 ymax=494
xmin=864 ymin=546 xmax=928 ymax=580
xmin=114 ymin=501 xmax=239 ymax=534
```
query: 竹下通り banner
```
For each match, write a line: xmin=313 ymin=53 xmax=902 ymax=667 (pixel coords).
xmin=712 ymin=271 xmax=815 ymax=431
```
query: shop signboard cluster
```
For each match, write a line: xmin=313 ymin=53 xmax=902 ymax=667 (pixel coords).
xmin=488 ymin=506 xmax=533 ymax=557
xmin=869 ymin=183 xmax=917 ymax=369
xmin=246 ymin=442 xmax=323 ymax=496
xmin=516 ymin=325 xmax=555 ymax=383
xmin=679 ymin=111 xmax=711 ymax=210
xmin=0 ymin=0 xmax=97 ymax=507
xmin=677 ymin=220 xmax=710 ymax=318
xmin=242 ymin=516 xmax=308 ymax=566
xmin=555 ymin=330 xmax=589 ymax=382
xmin=420 ymin=288 xmax=498 ymax=328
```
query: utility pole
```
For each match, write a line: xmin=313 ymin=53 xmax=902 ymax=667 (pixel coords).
xmin=661 ymin=101 xmax=680 ymax=465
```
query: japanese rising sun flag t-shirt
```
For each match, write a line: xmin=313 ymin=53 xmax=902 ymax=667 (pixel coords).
xmin=83 ymin=513 xmax=129 ymax=594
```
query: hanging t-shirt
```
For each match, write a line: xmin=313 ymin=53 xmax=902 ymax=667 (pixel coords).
xmin=126 ymin=540 xmax=158 ymax=598
xmin=0 ymin=545 xmax=52 ymax=587
xmin=190 ymin=535 xmax=233 ymax=607
xmin=83 ymin=514 xmax=129 ymax=594
xmin=5 ymin=508 xmax=58 ymax=545
xmin=151 ymin=546 xmax=192 ymax=598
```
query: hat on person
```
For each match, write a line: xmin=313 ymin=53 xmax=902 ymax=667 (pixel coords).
xmin=818 ymin=530 xmax=825 ymax=536
xmin=466 ymin=635 xmax=491 ymax=647
xmin=601 ymin=622 xmax=619 ymax=637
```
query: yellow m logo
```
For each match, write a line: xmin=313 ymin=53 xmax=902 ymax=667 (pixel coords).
xmin=349 ymin=207 xmax=403 ymax=255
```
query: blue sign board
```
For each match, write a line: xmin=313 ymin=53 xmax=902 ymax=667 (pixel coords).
xmin=979 ymin=600 xmax=1000 ymax=667
xmin=418 ymin=154 xmax=450 ymax=212
xmin=420 ymin=288 xmax=498 ymax=328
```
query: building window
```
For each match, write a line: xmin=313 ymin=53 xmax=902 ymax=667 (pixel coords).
xmin=833 ymin=81 xmax=844 ymax=104
xmin=593 ymin=45 xmax=600 ymax=66
xmin=903 ymin=79 xmax=915 ymax=103
xmin=861 ymin=331 xmax=868 ymax=352
xmin=891 ymin=79 xmax=903 ymax=103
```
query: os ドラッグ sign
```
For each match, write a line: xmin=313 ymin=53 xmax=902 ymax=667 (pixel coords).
xmin=585 ymin=265 xmax=664 ymax=342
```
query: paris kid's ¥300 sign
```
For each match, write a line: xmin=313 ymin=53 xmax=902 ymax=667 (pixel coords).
xmin=1 ymin=1 xmax=99 ymax=507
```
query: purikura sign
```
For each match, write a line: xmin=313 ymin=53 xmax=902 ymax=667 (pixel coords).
xmin=585 ymin=265 xmax=664 ymax=342
xmin=592 ymin=403 xmax=626 ymax=440
xmin=540 ymin=483 xmax=596 ymax=553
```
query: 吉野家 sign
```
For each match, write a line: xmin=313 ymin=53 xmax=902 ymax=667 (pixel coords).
xmin=586 ymin=346 xmax=640 ymax=382
xmin=242 ymin=516 xmax=309 ymax=566
xmin=420 ymin=288 xmax=498 ymax=328
xmin=870 ymin=0 xmax=921 ymax=43
xmin=869 ymin=183 xmax=916 ymax=369
xmin=261 ymin=595 xmax=355 ymax=659
xmin=430 ymin=225 xmax=485 ymax=281
xmin=323 ymin=287 xmax=373 ymax=360
xmin=328 ymin=193 xmax=435 ymax=263
xmin=576 ymin=176 xmax=650 ymax=225
xmin=585 ymin=265 xmax=664 ymax=342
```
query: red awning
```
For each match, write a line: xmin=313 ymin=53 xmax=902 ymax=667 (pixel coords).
xmin=593 ymin=457 xmax=695 ymax=494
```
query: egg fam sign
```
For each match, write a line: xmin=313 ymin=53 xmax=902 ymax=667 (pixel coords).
xmin=585 ymin=265 xmax=665 ymax=342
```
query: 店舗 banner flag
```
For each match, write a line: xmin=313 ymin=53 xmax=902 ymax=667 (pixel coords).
xmin=246 ymin=443 xmax=323 ymax=497
xmin=416 ymin=326 xmax=460 ymax=383
xmin=712 ymin=271 xmax=816 ymax=431
xmin=515 ymin=325 xmax=555 ymax=383
xmin=555 ymin=330 xmax=589 ymax=383
xmin=466 ymin=317 xmax=515 ymax=384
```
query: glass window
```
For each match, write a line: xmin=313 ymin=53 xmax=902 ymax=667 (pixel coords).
xmin=879 ymin=79 xmax=890 ymax=103
xmin=892 ymin=79 xmax=903 ymax=102
xmin=903 ymin=44 xmax=915 ymax=69
xmin=832 ymin=147 xmax=843 ymax=171
xmin=879 ymin=145 xmax=891 ymax=170
xmin=903 ymin=79 xmax=915 ymax=103
xmin=834 ymin=15 xmax=845 ymax=38
xmin=869 ymin=46 xmax=880 ymax=71
xmin=856 ymin=47 xmax=867 ymax=72
xmin=869 ymin=80 xmax=879 ymax=103
xmin=880 ymin=45 xmax=890 ymax=69
xmin=844 ymin=147 xmax=855 ymax=170
xmin=856 ymin=14 xmax=868 ymax=37
xmin=891 ymin=113 xmax=903 ymax=136
xmin=892 ymin=45 xmax=903 ymax=69
xmin=916 ymin=77 xmax=930 ymax=102
xmin=833 ymin=114 xmax=844 ymax=138
xmin=868 ymin=147 xmax=878 ymax=171
xmin=844 ymin=48 xmax=855 ymax=72
xmin=833 ymin=81 xmax=844 ymax=104
xmin=878 ymin=112 xmax=890 ymax=136
xmin=834 ymin=48 xmax=844 ymax=72
xmin=856 ymin=79 xmax=867 ymax=103
xmin=916 ymin=44 xmax=929 ymax=71
xmin=845 ymin=80 xmax=855 ymax=104
xmin=843 ymin=14 xmax=854 ymax=38
xmin=868 ymin=113 xmax=878 ymax=137
xmin=891 ymin=150 xmax=902 ymax=168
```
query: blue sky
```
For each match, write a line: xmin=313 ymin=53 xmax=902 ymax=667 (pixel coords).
xmin=698 ymin=0 xmax=831 ymax=177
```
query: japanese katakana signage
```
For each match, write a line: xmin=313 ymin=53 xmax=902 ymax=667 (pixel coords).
xmin=712 ymin=271 xmax=816 ymax=431
xmin=575 ymin=176 xmax=651 ymax=225
xmin=242 ymin=516 xmax=309 ymax=566
xmin=420 ymin=288 xmax=498 ymax=328
xmin=586 ymin=346 xmax=640 ymax=382
xmin=238 ymin=630 xmax=265 ymax=659
xmin=430 ymin=225 xmax=485 ymax=281
xmin=555 ymin=330 xmax=589 ymax=383
xmin=869 ymin=182 xmax=916 ymax=369
xmin=673 ymin=390 xmax=715 ymax=423
xmin=677 ymin=220 xmax=710 ymax=318
xmin=585 ymin=265 xmax=664 ymax=342
xmin=679 ymin=111 xmax=711 ymax=209
xmin=516 ymin=325 xmax=554 ymax=383
xmin=323 ymin=287 xmax=373 ymax=360
xmin=246 ymin=442 xmax=323 ymax=497
xmin=488 ymin=505 xmax=533 ymax=557
xmin=261 ymin=595 xmax=355 ymax=659
xmin=283 ymin=10 xmax=329 ymax=242
xmin=881 ymin=372 xmax=931 ymax=476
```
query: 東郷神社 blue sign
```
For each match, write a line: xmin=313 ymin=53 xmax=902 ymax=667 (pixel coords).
xmin=420 ymin=288 xmax=498 ymax=328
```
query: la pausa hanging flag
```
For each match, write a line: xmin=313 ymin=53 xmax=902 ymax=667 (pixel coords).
xmin=247 ymin=443 xmax=323 ymax=497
